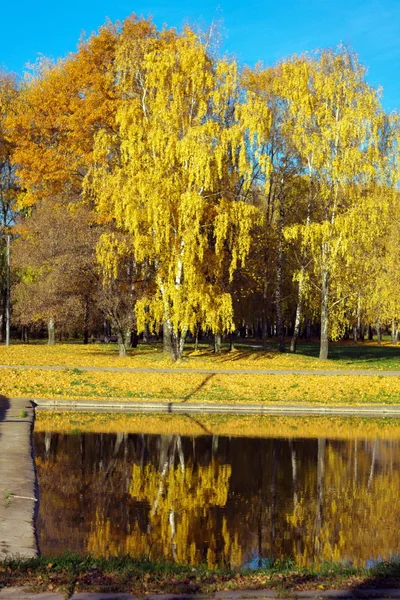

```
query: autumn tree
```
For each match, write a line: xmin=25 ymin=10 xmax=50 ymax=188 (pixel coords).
xmin=277 ymin=48 xmax=385 ymax=358
xmin=0 ymin=73 xmax=19 ymax=342
xmin=12 ymin=201 xmax=101 ymax=343
xmin=86 ymin=25 xmax=270 ymax=360
xmin=8 ymin=23 xmax=119 ymax=209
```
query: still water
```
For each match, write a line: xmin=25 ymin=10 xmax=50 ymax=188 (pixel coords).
xmin=33 ymin=430 xmax=400 ymax=568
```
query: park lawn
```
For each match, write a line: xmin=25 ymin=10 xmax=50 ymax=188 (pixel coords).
xmin=3 ymin=366 xmax=400 ymax=404
xmin=0 ymin=339 xmax=400 ymax=370
xmin=35 ymin=411 xmax=400 ymax=440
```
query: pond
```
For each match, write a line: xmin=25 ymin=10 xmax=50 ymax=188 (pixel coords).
xmin=33 ymin=416 xmax=400 ymax=569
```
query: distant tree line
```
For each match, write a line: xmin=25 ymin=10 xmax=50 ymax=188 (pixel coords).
xmin=0 ymin=16 xmax=399 ymax=359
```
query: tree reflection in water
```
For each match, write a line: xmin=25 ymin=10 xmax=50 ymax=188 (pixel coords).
xmin=34 ymin=431 xmax=400 ymax=568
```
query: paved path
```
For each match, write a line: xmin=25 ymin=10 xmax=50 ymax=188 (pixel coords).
xmin=1 ymin=588 xmax=400 ymax=599
xmin=1 ymin=364 xmax=400 ymax=376
xmin=0 ymin=397 xmax=38 ymax=560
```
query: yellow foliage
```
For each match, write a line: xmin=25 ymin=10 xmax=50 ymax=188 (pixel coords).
xmin=86 ymin=26 xmax=270 ymax=340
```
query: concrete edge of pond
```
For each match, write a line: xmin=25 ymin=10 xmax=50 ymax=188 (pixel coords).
xmin=0 ymin=397 xmax=38 ymax=560
xmin=21 ymin=397 xmax=400 ymax=417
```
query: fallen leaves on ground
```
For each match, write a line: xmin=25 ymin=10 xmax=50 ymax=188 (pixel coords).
xmin=2 ymin=367 xmax=400 ymax=405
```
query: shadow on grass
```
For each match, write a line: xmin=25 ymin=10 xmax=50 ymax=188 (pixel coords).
xmin=83 ymin=345 xmax=161 ymax=359
xmin=296 ymin=341 xmax=400 ymax=365
xmin=182 ymin=373 xmax=215 ymax=401
xmin=215 ymin=339 xmax=400 ymax=367
xmin=351 ymin=559 xmax=400 ymax=591
xmin=217 ymin=349 xmax=277 ymax=363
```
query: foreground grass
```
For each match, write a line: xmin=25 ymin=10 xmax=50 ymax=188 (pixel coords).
xmin=1 ymin=339 xmax=400 ymax=371
xmin=2 ymin=341 xmax=400 ymax=406
xmin=1 ymin=554 xmax=400 ymax=596
xmin=3 ymin=367 xmax=400 ymax=405
xmin=35 ymin=411 xmax=400 ymax=440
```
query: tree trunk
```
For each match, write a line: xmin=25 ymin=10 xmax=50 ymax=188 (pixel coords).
xmin=118 ymin=332 xmax=127 ymax=357
xmin=367 ymin=440 xmax=377 ymax=491
xmin=167 ymin=327 xmax=187 ymax=361
xmin=214 ymin=333 xmax=222 ymax=353
xmin=377 ymin=318 xmax=382 ymax=345
xmin=314 ymin=438 xmax=326 ymax=554
xmin=306 ymin=319 xmax=311 ymax=342
xmin=275 ymin=198 xmax=285 ymax=353
xmin=289 ymin=440 xmax=298 ymax=510
xmin=229 ymin=332 xmax=235 ymax=351
xmin=356 ymin=293 xmax=362 ymax=342
xmin=319 ymin=265 xmax=329 ymax=360
xmin=179 ymin=328 xmax=187 ymax=356
xmin=163 ymin=321 xmax=172 ymax=355
xmin=21 ymin=325 xmax=29 ymax=343
xmin=130 ymin=329 xmax=138 ymax=348
xmin=353 ymin=439 xmax=358 ymax=486
xmin=170 ymin=332 xmax=180 ymax=361
xmin=83 ymin=298 xmax=89 ymax=345
xmin=292 ymin=168 xmax=313 ymax=354
xmin=392 ymin=318 xmax=397 ymax=345
xmin=262 ymin=314 xmax=268 ymax=340
xmin=48 ymin=318 xmax=55 ymax=345
xmin=290 ymin=271 xmax=304 ymax=353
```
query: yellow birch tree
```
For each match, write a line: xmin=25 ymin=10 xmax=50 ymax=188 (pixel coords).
xmin=86 ymin=26 xmax=270 ymax=359
xmin=280 ymin=47 xmax=384 ymax=358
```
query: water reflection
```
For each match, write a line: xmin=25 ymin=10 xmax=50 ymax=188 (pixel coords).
xmin=33 ymin=431 xmax=400 ymax=567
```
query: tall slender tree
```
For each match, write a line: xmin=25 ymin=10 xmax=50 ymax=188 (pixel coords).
xmin=86 ymin=26 xmax=270 ymax=359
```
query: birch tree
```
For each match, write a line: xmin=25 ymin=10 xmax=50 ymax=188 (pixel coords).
xmin=281 ymin=48 xmax=384 ymax=358
xmin=86 ymin=26 xmax=270 ymax=360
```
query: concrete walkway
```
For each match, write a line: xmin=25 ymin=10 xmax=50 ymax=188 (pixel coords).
xmin=2 ymin=588 xmax=400 ymax=599
xmin=1 ymin=364 xmax=400 ymax=376
xmin=0 ymin=397 xmax=38 ymax=560
xmin=31 ymin=397 xmax=400 ymax=417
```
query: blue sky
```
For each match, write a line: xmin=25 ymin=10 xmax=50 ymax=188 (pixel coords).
xmin=2 ymin=0 xmax=400 ymax=111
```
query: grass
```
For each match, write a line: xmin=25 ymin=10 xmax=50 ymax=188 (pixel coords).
xmin=1 ymin=340 xmax=400 ymax=406
xmin=4 ymin=367 xmax=400 ymax=405
xmin=4 ymin=491 xmax=13 ymax=507
xmin=1 ymin=554 xmax=400 ymax=596
xmin=1 ymin=337 xmax=400 ymax=371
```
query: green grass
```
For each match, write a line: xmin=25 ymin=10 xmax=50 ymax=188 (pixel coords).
xmin=227 ymin=338 xmax=400 ymax=370
xmin=4 ymin=337 xmax=400 ymax=371
xmin=294 ymin=340 xmax=400 ymax=368
xmin=1 ymin=554 xmax=400 ymax=595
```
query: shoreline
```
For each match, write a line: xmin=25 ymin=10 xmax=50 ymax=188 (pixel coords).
xmin=0 ymin=397 xmax=38 ymax=559
xmin=31 ymin=397 xmax=400 ymax=416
